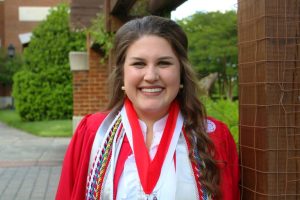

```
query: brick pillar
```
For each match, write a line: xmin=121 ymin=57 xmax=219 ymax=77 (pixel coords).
xmin=238 ymin=0 xmax=300 ymax=199
xmin=70 ymin=44 xmax=108 ymax=132
xmin=0 ymin=84 xmax=13 ymax=109
xmin=0 ymin=1 xmax=4 ymax=48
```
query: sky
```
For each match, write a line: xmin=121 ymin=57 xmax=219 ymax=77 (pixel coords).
xmin=171 ymin=0 xmax=237 ymax=20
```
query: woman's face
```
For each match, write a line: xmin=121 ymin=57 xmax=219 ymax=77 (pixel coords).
xmin=123 ymin=35 xmax=181 ymax=121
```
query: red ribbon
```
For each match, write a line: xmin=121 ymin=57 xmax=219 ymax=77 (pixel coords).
xmin=124 ymin=98 xmax=179 ymax=194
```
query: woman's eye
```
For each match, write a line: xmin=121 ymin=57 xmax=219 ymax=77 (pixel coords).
xmin=132 ymin=62 xmax=145 ymax=68
xmin=158 ymin=61 xmax=171 ymax=67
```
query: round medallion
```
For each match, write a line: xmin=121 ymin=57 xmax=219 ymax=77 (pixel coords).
xmin=206 ymin=119 xmax=216 ymax=133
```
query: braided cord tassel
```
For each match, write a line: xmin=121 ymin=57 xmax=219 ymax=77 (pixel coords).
xmin=95 ymin=117 xmax=122 ymax=199
xmin=182 ymin=129 xmax=210 ymax=200
xmin=194 ymin=146 xmax=209 ymax=200
xmin=86 ymin=116 xmax=122 ymax=200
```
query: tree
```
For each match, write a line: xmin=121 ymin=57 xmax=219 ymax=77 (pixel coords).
xmin=178 ymin=11 xmax=237 ymax=100
xmin=13 ymin=4 xmax=86 ymax=121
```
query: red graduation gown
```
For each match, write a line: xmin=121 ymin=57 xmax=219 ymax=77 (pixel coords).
xmin=55 ymin=113 xmax=240 ymax=200
xmin=55 ymin=112 xmax=108 ymax=200
xmin=208 ymin=117 xmax=240 ymax=200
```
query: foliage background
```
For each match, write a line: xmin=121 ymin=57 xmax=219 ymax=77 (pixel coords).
xmin=88 ymin=14 xmax=114 ymax=60
xmin=13 ymin=4 xmax=86 ymax=121
xmin=178 ymin=11 xmax=237 ymax=100
xmin=178 ymin=11 xmax=239 ymax=143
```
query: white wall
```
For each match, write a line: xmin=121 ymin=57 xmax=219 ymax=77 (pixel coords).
xmin=19 ymin=7 xmax=51 ymax=22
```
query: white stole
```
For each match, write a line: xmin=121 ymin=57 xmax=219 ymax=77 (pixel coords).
xmin=88 ymin=108 xmax=200 ymax=200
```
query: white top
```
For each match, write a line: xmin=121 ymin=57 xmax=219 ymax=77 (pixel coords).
xmin=116 ymin=116 xmax=178 ymax=200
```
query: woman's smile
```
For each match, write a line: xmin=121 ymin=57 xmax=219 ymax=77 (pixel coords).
xmin=140 ymin=86 xmax=164 ymax=94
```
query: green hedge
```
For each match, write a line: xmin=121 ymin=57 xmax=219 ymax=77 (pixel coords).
xmin=13 ymin=4 xmax=86 ymax=121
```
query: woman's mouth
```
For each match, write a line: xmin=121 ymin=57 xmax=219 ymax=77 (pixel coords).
xmin=141 ymin=88 xmax=163 ymax=93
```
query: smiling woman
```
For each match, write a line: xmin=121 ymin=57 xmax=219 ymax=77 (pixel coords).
xmin=123 ymin=35 xmax=181 ymax=128
xmin=56 ymin=16 xmax=239 ymax=200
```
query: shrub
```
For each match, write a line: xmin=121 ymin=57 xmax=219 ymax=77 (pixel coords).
xmin=13 ymin=3 xmax=86 ymax=121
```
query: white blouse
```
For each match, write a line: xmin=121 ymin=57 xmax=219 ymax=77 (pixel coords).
xmin=116 ymin=115 xmax=178 ymax=200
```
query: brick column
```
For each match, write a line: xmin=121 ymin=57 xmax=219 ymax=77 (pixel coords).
xmin=238 ymin=0 xmax=300 ymax=199
xmin=70 ymin=45 xmax=108 ymax=132
xmin=0 ymin=0 xmax=4 ymax=48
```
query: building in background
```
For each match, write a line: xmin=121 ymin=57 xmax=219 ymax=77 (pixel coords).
xmin=0 ymin=0 xmax=4 ymax=48
xmin=0 ymin=0 xmax=69 ymax=108
xmin=0 ymin=0 xmax=69 ymax=53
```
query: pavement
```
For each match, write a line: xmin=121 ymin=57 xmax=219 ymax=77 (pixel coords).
xmin=0 ymin=122 xmax=71 ymax=200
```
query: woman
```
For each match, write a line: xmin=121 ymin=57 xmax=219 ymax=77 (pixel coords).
xmin=56 ymin=15 xmax=239 ymax=200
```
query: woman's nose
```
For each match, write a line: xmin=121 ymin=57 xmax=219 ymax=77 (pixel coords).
xmin=144 ymin=66 xmax=159 ymax=81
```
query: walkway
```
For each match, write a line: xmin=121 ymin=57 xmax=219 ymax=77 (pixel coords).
xmin=0 ymin=122 xmax=70 ymax=200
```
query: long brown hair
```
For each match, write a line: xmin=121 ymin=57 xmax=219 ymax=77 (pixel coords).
xmin=106 ymin=15 xmax=220 ymax=197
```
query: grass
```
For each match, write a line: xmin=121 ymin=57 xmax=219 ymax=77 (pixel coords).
xmin=0 ymin=110 xmax=72 ymax=137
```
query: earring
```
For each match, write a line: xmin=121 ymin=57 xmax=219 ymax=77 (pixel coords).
xmin=179 ymin=84 xmax=184 ymax=89
xmin=121 ymin=86 xmax=125 ymax=91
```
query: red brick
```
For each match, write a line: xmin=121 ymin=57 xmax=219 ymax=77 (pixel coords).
xmin=73 ymin=47 xmax=109 ymax=115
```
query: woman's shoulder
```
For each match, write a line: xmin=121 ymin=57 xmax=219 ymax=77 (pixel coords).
xmin=205 ymin=117 xmax=235 ymax=148
xmin=83 ymin=112 xmax=109 ymax=131
xmin=206 ymin=116 xmax=238 ymax=160
xmin=206 ymin=117 xmax=230 ymax=136
xmin=74 ymin=112 xmax=109 ymax=137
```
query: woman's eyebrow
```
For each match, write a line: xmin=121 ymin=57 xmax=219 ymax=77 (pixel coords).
xmin=129 ymin=57 xmax=145 ymax=61
xmin=128 ymin=56 xmax=174 ymax=61
xmin=158 ymin=56 xmax=174 ymax=60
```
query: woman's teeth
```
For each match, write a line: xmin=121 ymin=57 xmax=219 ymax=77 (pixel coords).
xmin=141 ymin=88 xmax=162 ymax=93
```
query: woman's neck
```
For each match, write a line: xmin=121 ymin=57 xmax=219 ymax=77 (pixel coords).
xmin=136 ymin=110 xmax=167 ymax=127
xmin=140 ymin=117 xmax=163 ymax=150
xmin=145 ymin=125 xmax=154 ymax=150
